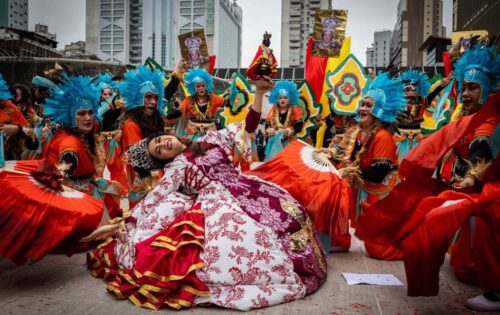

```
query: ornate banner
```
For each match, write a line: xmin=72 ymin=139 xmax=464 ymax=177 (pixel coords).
xmin=452 ymin=30 xmax=488 ymax=52
xmin=296 ymin=80 xmax=323 ymax=139
xmin=218 ymin=72 xmax=255 ymax=127
xmin=325 ymin=53 xmax=368 ymax=115
xmin=421 ymin=77 xmax=455 ymax=134
xmin=312 ymin=9 xmax=348 ymax=57
xmin=178 ymin=29 xmax=210 ymax=71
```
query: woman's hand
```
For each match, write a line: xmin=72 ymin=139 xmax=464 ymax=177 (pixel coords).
xmin=0 ymin=124 xmax=20 ymax=136
xmin=176 ymin=59 xmax=189 ymax=74
xmin=80 ymin=222 xmax=122 ymax=242
xmin=453 ymin=176 xmax=475 ymax=190
xmin=250 ymin=76 xmax=274 ymax=114
xmin=266 ymin=128 xmax=276 ymax=136
xmin=252 ymin=76 xmax=275 ymax=93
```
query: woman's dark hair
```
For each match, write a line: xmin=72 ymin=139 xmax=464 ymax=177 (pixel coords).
xmin=126 ymin=106 xmax=165 ymax=138
xmin=11 ymin=84 xmax=31 ymax=105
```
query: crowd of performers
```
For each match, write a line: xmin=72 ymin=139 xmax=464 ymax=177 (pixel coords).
xmin=0 ymin=38 xmax=499 ymax=312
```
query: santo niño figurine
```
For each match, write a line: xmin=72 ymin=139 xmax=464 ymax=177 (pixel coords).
xmin=247 ymin=31 xmax=278 ymax=81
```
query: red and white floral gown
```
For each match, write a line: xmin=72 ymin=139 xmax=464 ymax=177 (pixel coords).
xmin=88 ymin=122 xmax=326 ymax=310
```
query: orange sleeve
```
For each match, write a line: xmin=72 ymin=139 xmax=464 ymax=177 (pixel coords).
xmin=210 ymin=94 xmax=225 ymax=114
xmin=291 ymin=106 xmax=304 ymax=123
xmin=2 ymin=101 xmax=28 ymax=126
xmin=473 ymin=115 xmax=500 ymax=138
xmin=121 ymin=119 xmax=143 ymax=149
xmin=57 ymin=136 xmax=81 ymax=155
xmin=266 ymin=106 xmax=275 ymax=122
xmin=180 ymin=98 xmax=189 ymax=114
xmin=370 ymin=129 xmax=397 ymax=162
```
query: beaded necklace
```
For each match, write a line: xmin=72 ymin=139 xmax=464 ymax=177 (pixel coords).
xmin=188 ymin=94 xmax=213 ymax=119
xmin=272 ymin=106 xmax=292 ymax=129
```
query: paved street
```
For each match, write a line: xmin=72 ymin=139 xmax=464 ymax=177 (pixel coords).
xmin=0 ymin=234 xmax=492 ymax=315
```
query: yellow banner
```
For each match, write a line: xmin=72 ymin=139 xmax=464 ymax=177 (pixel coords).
xmin=325 ymin=53 xmax=368 ymax=116
xmin=218 ymin=73 xmax=255 ymax=126
xmin=296 ymin=81 xmax=322 ymax=139
xmin=319 ymin=37 xmax=351 ymax=116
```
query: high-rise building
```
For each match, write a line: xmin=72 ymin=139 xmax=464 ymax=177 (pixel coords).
xmin=453 ymin=0 xmax=499 ymax=34
xmin=365 ymin=46 xmax=375 ymax=67
xmin=86 ymin=0 xmax=130 ymax=63
xmin=281 ymin=0 xmax=330 ymax=68
xmin=365 ymin=30 xmax=392 ymax=68
xmin=86 ymin=0 xmax=242 ymax=68
xmin=0 ymin=0 xmax=28 ymax=31
xmin=390 ymin=0 xmax=444 ymax=67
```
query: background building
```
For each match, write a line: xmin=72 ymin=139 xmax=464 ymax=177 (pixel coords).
xmin=365 ymin=29 xmax=392 ymax=68
xmin=86 ymin=0 xmax=242 ymax=68
xmin=419 ymin=35 xmax=451 ymax=66
xmin=280 ymin=0 xmax=329 ymax=68
xmin=34 ymin=24 xmax=56 ymax=41
xmin=61 ymin=41 xmax=100 ymax=60
xmin=453 ymin=0 xmax=499 ymax=34
xmin=0 ymin=27 xmax=61 ymax=57
xmin=86 ymin=0 xmax=129 ymax=63
xmin=0 ymin=0 xmax=28 ymax=31
xmin=365 ymin=46 xmax=375 ymax=67
xmin=390 ymin=0 xmax=445 ymax=67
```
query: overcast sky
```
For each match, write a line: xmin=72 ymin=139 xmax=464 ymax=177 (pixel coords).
xmin=28 ymin=0 xmax=452 ymax=67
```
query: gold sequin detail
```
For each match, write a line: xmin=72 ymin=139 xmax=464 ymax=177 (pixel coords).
xmin=280 ymin=199 xmax=327 ymax=273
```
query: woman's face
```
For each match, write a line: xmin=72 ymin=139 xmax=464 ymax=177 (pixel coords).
xmin=75 ymin=109 xmax=95 ymax=134
xmin=461 ymin=82 xmax=481 ymax=114
xmin=101 ymin=88 xmax=113 ymax=101
xmin=322 ymin=31 xmax=333 ymax=42
xmin=358 ymin=97 xmax=376 ymax=126
xmin=195 ymin=82 xmax=207 ymax=96
xmin=14 ymin=88 xmax=23 ymax=102
xmin=143 ymin=92 xmax=158 ymax=117
xmin=148 ymin=135 xmax=184 ymax=161
xmin=404 ymin=85 xmax=417 ymax=98
xmin=190 ymin=50 xmax=200 ymax=62
xmin=278 ymin=95 xmax=289 ymax=108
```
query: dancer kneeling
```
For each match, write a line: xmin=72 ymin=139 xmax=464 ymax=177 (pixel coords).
xmin=85 ymin=78 xmax=327 ymax=311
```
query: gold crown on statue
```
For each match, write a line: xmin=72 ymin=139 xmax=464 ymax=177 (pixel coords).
xmin=185 ymin=35 xmax=202 ymax=52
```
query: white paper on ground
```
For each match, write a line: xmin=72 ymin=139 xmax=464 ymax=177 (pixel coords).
xmin=341 ymin=273 xmax=404 ymax=285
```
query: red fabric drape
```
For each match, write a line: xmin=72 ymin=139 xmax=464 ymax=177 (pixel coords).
xmin=209 ymin=55 xmax=216 ymax=74
xmin=305 ymin=37 xmax=328 ymax=102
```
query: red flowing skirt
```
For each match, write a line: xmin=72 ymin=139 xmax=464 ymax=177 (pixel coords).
xmin=88 ymin=206 xmax=210 ymax=310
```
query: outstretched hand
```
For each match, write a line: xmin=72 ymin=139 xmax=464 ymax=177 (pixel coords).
xmin=251 ymin=76 xmax=275 ymax=93
xmin=80 ymin=223 xmax=121 ymax=243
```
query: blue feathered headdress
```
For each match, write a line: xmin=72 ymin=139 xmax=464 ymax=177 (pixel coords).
xmin=399 ymin=69 xmax=430 ymax=97
xmin=119 ymin=66 xmax=165 ymax=113
xmin=269 ymin=80 xmax=300 ymax=105
xmin=0 ymin=73 xmax=13 ymax=101
xmin=363 ymin=72 xmax=405 ymax=123
xmin=454 ymin=45 xmax=500 ymax=104
xmin=94 ymin=73 xmax=116 ymax=92
xmin=184 ymin=68 xmax=214 ymax=95
xmin=43 ymin=75 xmax=100 ymax=128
